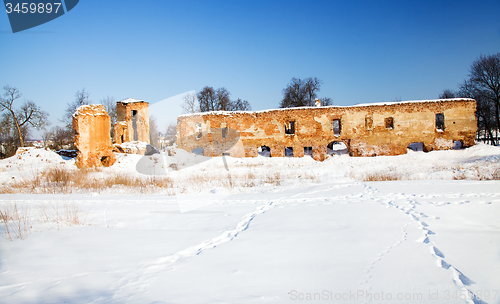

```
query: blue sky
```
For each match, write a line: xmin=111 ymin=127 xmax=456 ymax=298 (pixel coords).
xmin=1 ymin=0 xmax=499 ymax=137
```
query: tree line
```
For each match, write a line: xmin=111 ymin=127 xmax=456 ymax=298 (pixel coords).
xmin=183 ymin=78 xmax=333 ymax=114
xmin=439 ymin=53 xmax=500 ymax=145
xmin=280 ymin=77 xmax=332 ymax=108
xmin=182 ymin=86 xmax=251 ymax=114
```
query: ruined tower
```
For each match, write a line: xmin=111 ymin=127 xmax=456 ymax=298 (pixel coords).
xmin=114 ymin=98 xmax=150 ymax=144
xmin=73 ymin=104 xmax=116 ymax=169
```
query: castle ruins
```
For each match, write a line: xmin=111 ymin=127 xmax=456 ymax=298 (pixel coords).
xmin=176 ymin=99 xmax=477 ymax=161
xmin=72 ymin=98 xmax=151 ymax=168
xmin=72 ymin=98 xmax=477 ymax=167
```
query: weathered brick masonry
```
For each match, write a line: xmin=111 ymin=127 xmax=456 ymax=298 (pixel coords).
xmin=114 ymin=98 xmax=150 ymax=144
xmin=73 ymin=104 xmax=116 ymax=169
xmin=176 ymin=99 xmax=477 ymax=161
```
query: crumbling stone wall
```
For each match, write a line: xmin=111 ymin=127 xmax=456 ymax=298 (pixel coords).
xmin=114 ymin=98 xmax=150 ymax=144
xmin=73 ymin=104 xmax=116 ymax=168
xmin=176 ymin=99 xmax=477 ymax=161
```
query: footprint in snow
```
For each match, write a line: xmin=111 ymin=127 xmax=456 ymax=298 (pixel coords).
xmin=432 ymin=246 xmax=445 ymax=258
xmin=439 ymin=259 xmax=451 ymax=269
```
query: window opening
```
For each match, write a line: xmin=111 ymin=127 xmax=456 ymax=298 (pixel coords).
xmin=132 ymin=110 xmax=138 ymax=141
xmin=304 ymin=147 xmax=312 ymax=156
xmin=258 ymin=145 xmax=271 ymax=157
xmin=285 ymin=121 xmax=295 ymax=135
xmin=327 ymin=141 xmax=349 ymax=155
xmin=192 ymin=147 xmax=204 ymax=155
xmin=285 ymin=147 xmax=293 ymax=157
xmin=333 ymin=119 xmax=341 ymax=136
xmin=436 ymin=113 xmax=445 ymax=131
xmin=408 ymin=142 xmax=424 ymax=152
xmin=453 ymin=140 xmax=462 ymax=150
xmin=365 ymin=116 xmax=373 ymax=130
xmin=385 ymin=117 xmax=394 ymax=129
xmin=221 ymin=122 xmax=228 ymax=138
xmin=100 ymin=156 xmax=109 ymax=166
xmin=195 ymin=123 xmax=202 ymax=139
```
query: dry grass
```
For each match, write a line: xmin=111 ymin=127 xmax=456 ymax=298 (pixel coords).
xmin=363 ymin=172 xmax=403 ymax=181
xmin=8 ymin=167 xmax=174 ymax=194
xmin=37 ymin=202 xmax=85 ymax=229
xmin=0 ymin=202 xmax=87 ymax=240
xmin=0 ymin=203 xmax=31 ymax=240
xmin=3 ymin=161 xmax=322 ymax=194
xmin=348 ymin=170 xmax=404 ymax=181
xmin=263 ymin=172 xmax=282 ymax=186
xmin=176 ymin=169 xmax=318 ymax=191
xmin=348 ymin=164 xmax=500 ymax=182
xmin=452 ymin=165 xmax=500 ymax=181
xmin=0 ymin=185 xmax=13 ymax=194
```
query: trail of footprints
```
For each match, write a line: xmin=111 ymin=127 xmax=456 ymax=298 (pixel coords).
xmin=364 ymin=185 xmax=487 ymax=304
xmin=363 ymin=222 xmax=409 ymax=291
xmin=111 ymin=197 xmax=288 ymax=301
xmin=112 ymin=184 xmax=490 ymax=303
xmin=110 ymin=184 xmax=364 ymax=300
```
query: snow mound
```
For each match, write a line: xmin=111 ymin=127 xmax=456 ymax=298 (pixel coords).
xmin=0 ymin=148 xmax=75 ymax=183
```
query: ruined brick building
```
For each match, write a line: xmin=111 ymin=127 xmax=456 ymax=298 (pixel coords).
xmin=72 ymin=98 xmax=151 ymax=168
xmin=72 ymin=104 xmax=116 ymax=168
xmin=114 ymin=98 xmax=150 ymax=144
xmin=176 ymin=99 xmax=477 ymax=161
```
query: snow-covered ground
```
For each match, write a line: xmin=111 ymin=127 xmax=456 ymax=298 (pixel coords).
xmin=0 ymin=144 xmax=499 ymax=304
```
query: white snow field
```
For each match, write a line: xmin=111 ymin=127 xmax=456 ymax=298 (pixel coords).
xmin=0 ymin=144 xmax=499 ymax=304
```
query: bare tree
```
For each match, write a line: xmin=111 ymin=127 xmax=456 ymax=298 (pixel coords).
xmin=215 ymin=87 xmax=231 ymax=111
xmin=439 ymin=89 xmax=457 ymax=99
xmin=280 ymin=77 xmax=330 ymax=108
xmin=61 ymin=88 xmax=90 ymax=130
xmin=233 ymin=98 xmax=251 ymax=111
xmin=320 ymin=97 xmax=333 ymax=106
xmin=165 ymin=122 xmax=177 ymax=146
xmin=181 ymin=92 xmax=200 ymax=114
xmin=41 ymin=127 xmax=52 ymax=148
xmin=468 ymin=54 xmax=500 ymax=138
xmin=149 ymin=115 xmax=160 ymax=148
xmin=100 ymin=96 xmax=116 ymax=139
xmin=198 ymin=86 xmax=217 ymax=112
xmin=303 ymin=77 xmax=322 ymax=106
xmin=280 ymin=78 xmax=306 ymax=108
xmin=453 ymin=53 xmax=500 ymax=145
xmin=459 ymin=79 xmax=497 ymax=145
xmin=43 ymin=126 xmax=72 ymax=151
xmin=0 ymin=114 xmax=24 ymax=157
xmin=198 ymin=86 xmax=251 ymax=112
xmin=0 ymin=85 xmax=49 ymax=148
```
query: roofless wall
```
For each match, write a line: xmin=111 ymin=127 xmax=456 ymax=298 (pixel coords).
xmin=114 ymin=98 xmax=150 ymax=144
xmin=176 ymin=99 xmax=477 ymax=161
xmin=73 ymin=104 xmax=116 ymax=168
